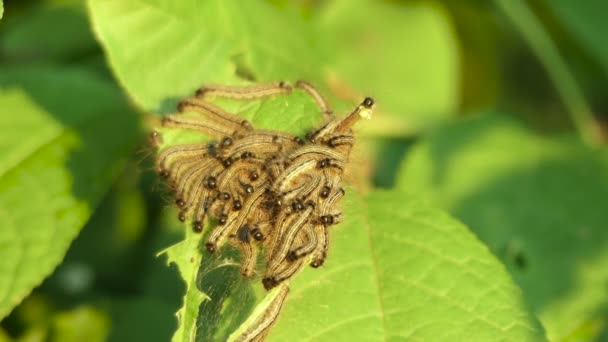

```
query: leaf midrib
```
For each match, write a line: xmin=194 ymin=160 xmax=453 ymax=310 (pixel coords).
xmin=356 ymin=192 xmax=389 ymax=342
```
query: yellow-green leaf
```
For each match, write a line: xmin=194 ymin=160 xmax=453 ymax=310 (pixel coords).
xmin=398 ymin=114 xmax=608 ymax=340
xmin=267 ymin=191 xmax=545 ymax=341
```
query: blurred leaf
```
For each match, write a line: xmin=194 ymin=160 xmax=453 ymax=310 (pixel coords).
xmin=495 ymin=1 xmax=599 ymax=145
xmin=1 ymin=1 xmax=3 ymax=22
xmin=443 ymin=2 xmax=500 ymax=112
xmin=1 ymin=293 xmax=53 ymax=340
xmin=107 ymin=297 xmax=175 ymax=342
xmin=397 ymin=114 xmax=608 ymax=340
xmin=317 ymin=0 xmax=460 ymax=131
xmin=560 ymin=317 xmax=606 ymax=342
xmin=266 ymin=191 xmax=545 ymax=341
xmin=0 ymin=1 xmax=98 ymax=63
xmin=72 ymin=169 xmax=147 ymax=270
xmin=51 ymin=306 xmax=110 ymax=342
xmin=87 ymin=0 xmax=324 ymax=112
xmin=0 ymin=328 xmax=8 ymax=342
xmin=546 ymin=0 xmax=608 ymax=77
xmin=45 ymin=172 xmax=148 ymax=297
xmin=17 ymin=326 xmax=47 ymax=342
xmin=0 ymin=67 xmax=140 ymax=320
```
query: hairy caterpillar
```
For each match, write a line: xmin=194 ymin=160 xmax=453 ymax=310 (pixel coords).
xmin=154 ymin=81 xmax=373 ymax=291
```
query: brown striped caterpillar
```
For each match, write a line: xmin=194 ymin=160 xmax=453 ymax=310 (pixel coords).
xmin=233 ymin=285 xmax=290 ymax=342
xmin=153 ymin=81 xmax=373 ymax=293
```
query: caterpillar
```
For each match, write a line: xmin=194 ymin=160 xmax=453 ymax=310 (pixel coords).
xmin=154 ymin=81 xmax=373 ymax=292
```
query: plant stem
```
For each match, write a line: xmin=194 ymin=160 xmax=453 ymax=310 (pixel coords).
xmin=495 ymin=0 xmax=601 ymax=145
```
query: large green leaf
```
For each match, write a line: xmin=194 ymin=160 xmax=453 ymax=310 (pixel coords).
xmin=87 ymin=0 xmax=324 ymax=113
xmin=0 ymin=67 xmax=140 ymax=319
xmin=546 ymin=0 xmax=608 ymax=77
xmin=266 ymin=191 xmax=545 ymax=341
xmin=162 ymin=189 xmax=546 ymax=341
xmin=397 ymin=115 xmax=608 ymax=340
xmin=149 ymin=91 xmax=543 ymax=340
xmin=316 ymin=0 xmax=460 ymax=132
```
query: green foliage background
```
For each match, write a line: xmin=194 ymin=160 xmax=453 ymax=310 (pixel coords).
xmin=0 ymin=0 xmax=607 ymax=341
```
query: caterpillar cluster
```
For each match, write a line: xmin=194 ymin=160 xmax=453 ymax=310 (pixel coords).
xmin=152 ymin=81 xmax=373 ymax=290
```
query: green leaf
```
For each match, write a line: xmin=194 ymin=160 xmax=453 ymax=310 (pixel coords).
xmin=316 ymin=0 xmax=460 ymax=132
xmin=1 ymin=1 xmax=3 ymax=22
xmin=266 ymin=191 xmax=544 ymax=341
xmin=161 ymin=188 xmax=546 ymax=341
xmin=0 ymin=67 xmax=140 ymax=320
xmin=51 ymin=306 xmax=110 ymax=342
xmin=0 ymin=1 xmax=98 ymax=63
xmin=87 ymin=0 xmax=323 ymax=112
xmin=397 ymin=115 xmax=608 ymax=340
xmin=546 ymin=0 xmax=608 ymax=77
